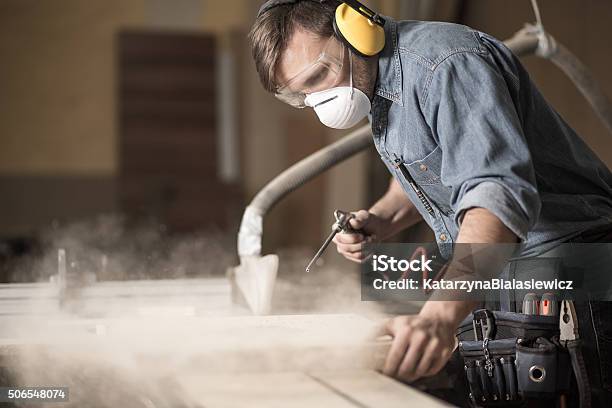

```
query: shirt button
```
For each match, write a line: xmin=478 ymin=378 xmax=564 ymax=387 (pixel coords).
xmin=419 ymin=164 xmax=428 ymax=171
xmin=439 ymin=233 xmax=448 ymax=242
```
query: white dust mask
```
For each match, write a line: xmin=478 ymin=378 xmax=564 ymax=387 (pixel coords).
xmin=304 ymin=50 xmax=371 ymax=130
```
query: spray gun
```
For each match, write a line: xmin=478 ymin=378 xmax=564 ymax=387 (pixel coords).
xmin=305 ymin=210 xmax=359 ymax=272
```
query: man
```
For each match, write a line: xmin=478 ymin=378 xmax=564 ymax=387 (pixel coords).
xmin=249 ymin=0 xmax=612 ymax=404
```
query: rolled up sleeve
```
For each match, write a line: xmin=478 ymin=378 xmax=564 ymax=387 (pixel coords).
xmin=423 ymin=50 xmax=541 ymax=240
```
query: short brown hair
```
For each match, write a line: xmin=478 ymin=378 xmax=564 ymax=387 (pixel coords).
xmin=248 ymin=0 xmax=340 ymax=93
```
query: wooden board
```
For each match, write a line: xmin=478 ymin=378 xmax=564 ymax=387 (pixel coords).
xmin=177 ymin=372 xmax=357 ymax=408
xmin=175 ymin=370 xmax=449 ymax=408
xmin=310 ymin=370 xmax=451 ymax=408
xmin=1 ymin=310 xmax=452 ymax=407
xmin=1 ymin=314 xmax=387 ymax=373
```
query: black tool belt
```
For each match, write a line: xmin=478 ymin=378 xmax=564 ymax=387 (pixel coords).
xmin=456 ymin=309 xmax=571 ymax=406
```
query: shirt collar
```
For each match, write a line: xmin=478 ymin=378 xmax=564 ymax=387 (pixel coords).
xmin=374 ymin=17 xmax=403 ymax=106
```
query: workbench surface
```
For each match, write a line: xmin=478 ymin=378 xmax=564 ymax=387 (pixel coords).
xmin=0 ymin=278 xmax=450 ymax=407
xmin=176 ymin=370 xmax=449 ymax=408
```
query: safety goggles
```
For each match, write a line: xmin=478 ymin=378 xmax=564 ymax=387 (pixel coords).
xmin=274 ymin=36 xmax=346 ymax=108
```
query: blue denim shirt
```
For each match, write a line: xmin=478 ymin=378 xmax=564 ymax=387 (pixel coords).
xmin=371 ymin=18 xmax=612 ymax=259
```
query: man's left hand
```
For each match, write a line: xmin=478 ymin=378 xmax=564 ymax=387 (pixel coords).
xmin=380 ymin=314 xmax=457 ymax=383
xmin=379 ymin=208 xmax=516 ymax=383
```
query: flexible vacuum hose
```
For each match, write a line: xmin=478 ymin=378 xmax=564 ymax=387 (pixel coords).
xmin=251 ymin=126 xmax=372 ymax=212
xmin=238 ymin=125 xmax=373 ymax=256
xmin=237 ymin=26 xmax=612 ymax=258
xmin=506 ymin=24 xmax=612 ymax=135
xmin=504 ymin=27 xmax=539 ymax=57
xmin=550 ymin=44 xmax=612 ymax=135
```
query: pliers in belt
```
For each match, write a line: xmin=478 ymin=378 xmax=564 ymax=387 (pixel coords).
xmin=560 ymin=300 xmax=591 ymax=408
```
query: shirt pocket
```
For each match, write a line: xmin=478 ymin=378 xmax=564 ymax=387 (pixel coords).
xmin=401 ymin=146 xmax=455 ymax=216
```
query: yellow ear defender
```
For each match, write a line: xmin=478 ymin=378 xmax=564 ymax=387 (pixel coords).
xmin=257 ymin=0 xmax=386 ymax=57
xmin=333 ymin=1 xmax=386 ymax=57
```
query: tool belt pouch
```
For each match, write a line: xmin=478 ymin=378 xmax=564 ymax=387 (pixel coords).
xmin=457 ymin=309 xmax=571 ymax=406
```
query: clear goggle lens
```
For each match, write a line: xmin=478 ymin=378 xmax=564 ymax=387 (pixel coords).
xmin=274 ymin=37 xmax=345 ymax=108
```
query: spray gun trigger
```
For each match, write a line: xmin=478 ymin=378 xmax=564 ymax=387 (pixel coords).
xmin=333 ymin=210 xmax=356 ymax=233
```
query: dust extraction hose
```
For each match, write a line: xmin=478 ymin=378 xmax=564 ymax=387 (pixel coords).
xmin=506 ymin=24 xmax=612 ymax=135
xmin=237 ymin=26 xmax=612 ymax=258
xmin=238 ymin=125 xmax=373 ymax=256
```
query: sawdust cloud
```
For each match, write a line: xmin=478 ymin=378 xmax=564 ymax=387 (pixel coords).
xmin=2 ymin=214 xmax=390 ymax=407
xmin=7 ymin=214 xmax=235 ymax=282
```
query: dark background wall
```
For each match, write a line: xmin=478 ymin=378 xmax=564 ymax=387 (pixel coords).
xmin=0 ymin=0 xmax=610 ymax=262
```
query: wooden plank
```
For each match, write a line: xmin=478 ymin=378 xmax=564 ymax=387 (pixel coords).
xmin=310 ymin=370 xmax=450 ymax=408
xmin=174 ymin=370 xmax=450 ymax=408
xmin=0 ymin=314 xmax=380 ymax=367
xmin=175 ymin=372 xmax=360 ymax=408
xmin=0 ymin=278 xmax=243 ymax=319
xmin=0 ymin=308 xmax=448 ymax=406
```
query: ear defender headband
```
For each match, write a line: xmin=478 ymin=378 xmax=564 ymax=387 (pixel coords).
xmin=257 ymin=0 xmax=385 ymax=57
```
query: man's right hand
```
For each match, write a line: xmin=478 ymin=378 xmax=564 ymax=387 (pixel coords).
xmin=333 ymin=178 xmax=422 ymax=263
xmin=333 ymin=210 xmax=385 ymax=263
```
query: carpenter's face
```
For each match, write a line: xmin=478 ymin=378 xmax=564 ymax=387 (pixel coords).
xmin=274 ymin=27 xmax=349 ymax=107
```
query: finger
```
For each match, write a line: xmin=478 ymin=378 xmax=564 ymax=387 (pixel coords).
xmin=344 ymin=245 xmax=374 ymax=259
xmin=349 ymin=210 xmax=370 ymax=230
xmin=335 ymin=247 xmax=365 ymax=263
xmin=369 ymin=319 xmax=391 ymax=339
xmin=373 ymin=318 xmax=393 ymax=337
xmin=334 ymin=233 xmax=365 ymax=245
xmin=345 ymin=249 xmax=372 ymax=262
xmin=382 ymin=323 xmax=412 ymax=376
xmin=414 ymin=338 xmax=440 ymax=379
xmin=336 ymin=242 xmax=363 ymax=255
xmin=424 ymin=348 xmax=453 ymax=377
xmin=397 ymin=331 xmax=428 ymax=382
xmin=344 ymin=252 xmax=368 ymax=263
xmin=380 ymin=316 xmax=406 ymax=336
